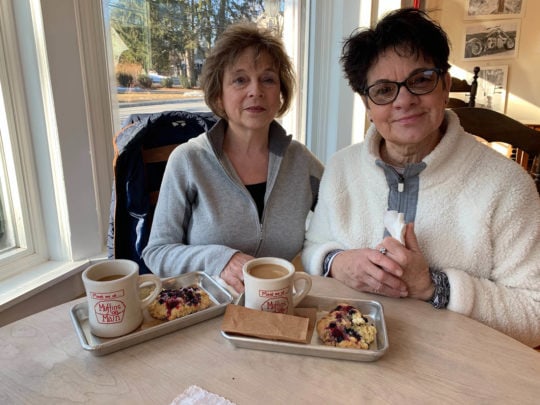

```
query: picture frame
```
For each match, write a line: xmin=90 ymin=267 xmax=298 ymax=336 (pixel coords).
xmin=465 ymin=0 xmax=525 ymax=20
xmin=475 ymin=65 xmax=508 ymax=113
xmin=463 ymin=19 xmax=520 ymax=61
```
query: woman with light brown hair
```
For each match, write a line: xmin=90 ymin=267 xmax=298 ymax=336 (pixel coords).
xmin=143 ymin=23 xmax=323 ymax=293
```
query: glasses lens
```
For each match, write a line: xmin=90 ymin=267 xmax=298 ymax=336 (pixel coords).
xmin=367 ymin=82 xmax=399 ymax=105
xmin=406 ymin=69 xmax=439 ymax=95
xmin=365 ymin=69 xmax=441 ymax=105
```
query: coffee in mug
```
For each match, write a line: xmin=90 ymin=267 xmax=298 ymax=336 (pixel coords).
xmin=248 ymin=264 xmax=289 ymax=279
xmin=96 ymin=274 xmax=125 ymax=282
xmin=242 ymin=257 xmax=312 ymax=314
xmin=82 ymin=259 xmax=162 ymax=338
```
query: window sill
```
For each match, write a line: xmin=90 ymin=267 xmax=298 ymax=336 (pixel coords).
xmin=0 ymin=254 xmax=107 ymax=326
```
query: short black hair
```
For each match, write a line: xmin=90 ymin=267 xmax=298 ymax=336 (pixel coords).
xmin=340 ymin=8 xmax=451 ymax=95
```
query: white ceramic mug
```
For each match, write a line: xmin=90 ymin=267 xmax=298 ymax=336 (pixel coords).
xmin=82 ymin=259 xmax=162 ymax=338
xmin=242 ymin=257 xmax=312 ymax=314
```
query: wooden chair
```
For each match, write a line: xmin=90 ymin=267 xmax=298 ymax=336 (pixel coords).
xmin=448 ymin=66 xmax=480 ymax=108
xmin=451 ymin=107 xmax=540 ymax=194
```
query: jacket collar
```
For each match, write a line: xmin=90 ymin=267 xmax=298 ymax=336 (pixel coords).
xmin=207 ymin=118 xmax=292 ymax=158
xmin=366 ymin=109 xmax=463 ymax=168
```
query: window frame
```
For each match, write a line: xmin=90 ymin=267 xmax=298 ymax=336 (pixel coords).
xmin=305 ymin=0 xmax=370 ymax=162
xmin=0 ymin=0 xmax=47 ymax=278
xmin=0 ymin=0 xmax=113 ymax=310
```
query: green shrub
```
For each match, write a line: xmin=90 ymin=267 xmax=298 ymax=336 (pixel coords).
xmin=162 ymin=77 xmax=174 ymax=88
xmin=137 ymin=74 xmax=153 ymax=89
xmin=116 ymin=72 xmax=133 ymax=87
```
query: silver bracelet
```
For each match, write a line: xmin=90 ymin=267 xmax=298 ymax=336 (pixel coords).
xmin=323 ymin=249 xmax=344 ymax=277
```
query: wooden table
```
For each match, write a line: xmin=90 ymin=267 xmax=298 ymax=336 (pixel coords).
xmin=1 ymin=276 xmax=538 ymax=404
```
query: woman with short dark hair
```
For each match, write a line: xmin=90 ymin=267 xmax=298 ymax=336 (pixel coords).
xmin=302 ymin=8 xmax=540 ymax=347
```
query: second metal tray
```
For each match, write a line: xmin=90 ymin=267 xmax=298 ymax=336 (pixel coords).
xmin=71 ymin=271 xmax=232 ymax=356
xmin=221 ymin=295 xmax=389 ymax=361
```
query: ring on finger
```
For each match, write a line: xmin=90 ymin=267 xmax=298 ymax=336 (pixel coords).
xmin=379 ymin=247 xmax=387 ymax=255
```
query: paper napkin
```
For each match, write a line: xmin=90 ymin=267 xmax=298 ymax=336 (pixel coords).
xmin=383 ymin=210 xmax=406 ymax=244
xmin=221 ymin=304 xmax=316 ymax=344
xmin=171 ymin=385 xmax=236 ymax=405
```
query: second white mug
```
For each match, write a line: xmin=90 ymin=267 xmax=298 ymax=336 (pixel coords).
xmin=242 ymin=257 xmax=312 ymax=314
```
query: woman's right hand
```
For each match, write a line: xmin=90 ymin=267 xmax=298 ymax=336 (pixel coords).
xmin=220 ymin=252 xmax=255 ymax=294
xmin=330 ymin=248 xmax=408 ymax=298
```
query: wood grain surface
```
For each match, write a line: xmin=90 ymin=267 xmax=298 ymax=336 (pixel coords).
xmin=1 ymin=276 xmax=538 ymax=405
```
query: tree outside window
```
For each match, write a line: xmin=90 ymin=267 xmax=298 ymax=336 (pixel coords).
xmin=107 ymin=0 xmax=282 ymax=90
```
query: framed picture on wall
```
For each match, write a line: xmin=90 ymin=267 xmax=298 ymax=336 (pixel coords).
xmin=475 ymin=65 xmax=508 ymax=113
xmin=465 ymin=0 xmax=525 ymax=20
xmin=463 ymin=19 xmax=520 ymax=60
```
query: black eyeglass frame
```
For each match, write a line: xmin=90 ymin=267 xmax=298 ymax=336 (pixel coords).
xmin=361 ymin=68 xmax=445 ymax=105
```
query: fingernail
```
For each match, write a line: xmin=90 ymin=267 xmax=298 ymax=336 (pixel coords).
xmin=400 ymin=290 xmax=408 ymax=297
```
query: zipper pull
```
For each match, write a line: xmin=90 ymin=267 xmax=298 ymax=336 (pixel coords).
xmin=398 ymin=179 xmax=404 ymax=192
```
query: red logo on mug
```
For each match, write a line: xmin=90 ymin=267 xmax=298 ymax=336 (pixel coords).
xmin=94 ymin=300 xmax=126 ymax=324
xmin=260 ymin=297 xmax=289 ymax=313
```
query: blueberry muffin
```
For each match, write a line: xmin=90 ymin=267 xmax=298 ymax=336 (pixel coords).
xmin=148 ymin=285 xmax=211 ymax=321
xmin=316 ymin=303 xmax=377 ymax=349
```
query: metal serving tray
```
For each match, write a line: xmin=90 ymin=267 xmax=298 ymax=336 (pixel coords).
xmin=71 ymin=271 xmax=232 ymax=356
xmin=221 ymin=295 xmax=389 ymax=362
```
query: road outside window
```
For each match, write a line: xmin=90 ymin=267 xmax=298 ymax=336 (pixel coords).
xmin=104 ymin=0 xmax=285 ymax=126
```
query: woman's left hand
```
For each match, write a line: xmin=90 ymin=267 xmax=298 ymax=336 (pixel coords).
xmin=378 ymin=223 xmax=434 ymax=300
xmin=220 ymin=252 xmax=254 ymax=294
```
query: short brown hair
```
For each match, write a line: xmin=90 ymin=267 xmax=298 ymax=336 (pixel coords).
xmin=200 ymin=23 xmax=296 ymax=119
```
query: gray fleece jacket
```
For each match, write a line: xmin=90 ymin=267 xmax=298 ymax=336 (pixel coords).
xmin=142 ymin=119 xmax=323 ymax=278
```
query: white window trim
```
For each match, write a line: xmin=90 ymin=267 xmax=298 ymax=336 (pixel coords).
xmin=305 ymin=0 xmax=370 ymax=163
xmin=0 ymin=0 xmax=48 ymax=277
xmin=75 ymin=0 xmax=117 ymax=238
xmin=0 ymin=0 xmax=113 ymax=312
xmin=281 ymin=0 xmax=308 ymax=143
xmin=36 ymin=0 xmax=113 ymax=259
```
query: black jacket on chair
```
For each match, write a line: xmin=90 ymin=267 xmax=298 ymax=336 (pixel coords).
xmin=108 ymin=110 xmax=218 ymax=274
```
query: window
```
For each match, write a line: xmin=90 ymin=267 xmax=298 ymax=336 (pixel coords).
xmin=1 ymin=0 xmax=372 ymax=313
xmin=0 ymin=0 xmax=305 ymax=308
xmin=0 ymin=0 xmax=47 ymax=280
xmin=102 ymin=0 xmax=305 ymax=138
xmin=0 ymin=0 xmax=111 ymax=309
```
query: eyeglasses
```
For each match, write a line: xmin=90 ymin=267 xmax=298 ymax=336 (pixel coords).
xmin=362 ymin=68 xmax=443 ymax=105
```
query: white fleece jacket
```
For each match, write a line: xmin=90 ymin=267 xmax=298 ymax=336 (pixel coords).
xmin=303 ymin=110 xmax=540 ymax=347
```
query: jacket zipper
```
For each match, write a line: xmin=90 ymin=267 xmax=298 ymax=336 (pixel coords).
xmin=253 ymin=193 xmax=269 ymax=256
xmin=390 ymin=166 xmax=405 ymax=212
